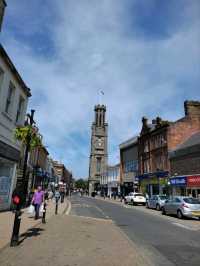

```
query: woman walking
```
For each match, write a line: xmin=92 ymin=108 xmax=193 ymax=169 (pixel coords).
xmin=31 ymin=186 xmax=44 ymax=220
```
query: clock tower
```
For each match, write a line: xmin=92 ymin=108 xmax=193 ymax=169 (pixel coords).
xmin=89 ymin=104 xmax=108 ymax=195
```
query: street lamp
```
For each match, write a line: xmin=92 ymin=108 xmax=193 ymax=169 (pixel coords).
xmin=10 ymin=109 xmax=35 ymax=247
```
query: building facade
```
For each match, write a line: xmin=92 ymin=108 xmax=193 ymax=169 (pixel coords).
xmin=138 ymin=101 xmax=200 ymax=197
xmin=0 ymin=45 xmax=31 ymax=210
xmin=119 ymin=136 xmax=138 ymax=196
xmin=88 ymin=105 xmax=108 ymax=194
xmin=52 ymin=161 xmax=72 ymax=194
xmin=0 ymin=0 xmax=6 ymax=31
xmin=107 ymin=164 xmax=120 ymax=197
xmin=169 ymin=132 xmax=200 ymax=198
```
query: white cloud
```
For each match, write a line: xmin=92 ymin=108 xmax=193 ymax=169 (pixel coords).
xmin=1 ymin=0 xmax=200 ymax=177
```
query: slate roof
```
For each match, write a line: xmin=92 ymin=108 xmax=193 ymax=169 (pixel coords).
xmin=119 ymin=135 xmax=138 ymax=149
xmin=169 ymin=131 xmax=200 ymax=158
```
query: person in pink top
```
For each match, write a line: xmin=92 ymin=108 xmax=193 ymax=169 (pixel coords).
xmin=31 ymin=186 xmax=44 ymax=220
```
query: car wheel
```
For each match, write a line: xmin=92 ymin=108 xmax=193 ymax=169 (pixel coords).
xmin=177 ymin=210 xmax=183 ymax=219
xmin=156 ymin=204 xmax=160 ymax=211
xmin=162 ymin=207 xmax=166 ymax=215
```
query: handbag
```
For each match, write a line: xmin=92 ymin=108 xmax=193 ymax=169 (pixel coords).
xmin=27 ymin=204 xmax=35 ymax=215
xmin=39 ymin=203 xmax=45 ymax=214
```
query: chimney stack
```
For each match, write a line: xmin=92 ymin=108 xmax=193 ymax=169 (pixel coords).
xmin=184 ymin=100 xmax=200 ymax=118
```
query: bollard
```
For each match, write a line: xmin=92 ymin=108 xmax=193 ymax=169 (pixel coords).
xmin=55 ymin=200 xmax=58 ymax=215
xmin=10 ymin=206 xmax=22 ymax=246
xmin=42 ymin=202 xmax=46 ymax=223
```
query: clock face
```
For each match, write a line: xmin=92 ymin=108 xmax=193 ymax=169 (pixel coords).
xmin=96 ymin=137 xmax=103 ymax=148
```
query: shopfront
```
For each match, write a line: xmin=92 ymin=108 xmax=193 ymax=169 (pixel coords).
xmin=170 ymin=176 xmax=186 ymax=196
xmin=169 ymin=175 xmax=200 ymax=198
xmin=0 ymin=140 xmax=20 ymax=211
xmin=0 ymin=157 xmax=16 ymax=211
xmin=186 ymin=175 xmax=200 ymax=198
xmin=139 ymin=171 xmax=169 ymax=197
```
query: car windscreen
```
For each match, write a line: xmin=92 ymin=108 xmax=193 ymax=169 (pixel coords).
xmin=134 ymin=194 xmax=144 ymax=197
xmin=159 ymin=196 xmax=167 ymax=200
xmin=183 ymin=198 xmax=200 ymax=204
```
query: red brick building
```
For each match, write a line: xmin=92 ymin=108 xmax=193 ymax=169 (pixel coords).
xmin=138 ymin=101 xmax=200 ymax=196
xmin=52 ymin=161 xmax=72 ymax=194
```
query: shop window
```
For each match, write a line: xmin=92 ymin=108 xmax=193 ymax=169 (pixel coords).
xmin=0 ymin=67 xmax=4 ymax=98
xmin=0 ymin=159 xmax=14 ymax=208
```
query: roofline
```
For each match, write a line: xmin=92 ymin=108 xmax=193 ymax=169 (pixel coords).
xmin=119 ymin=136 xmax=138 ymax=149
xmin=0 ymin=44 xmax=31 ymax=97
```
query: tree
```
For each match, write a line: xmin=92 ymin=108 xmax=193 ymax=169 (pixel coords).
xmin=75 ymin=179 xmax=88 ymax=190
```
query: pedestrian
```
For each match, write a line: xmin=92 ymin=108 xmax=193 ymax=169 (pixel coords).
xmin=54 ymin=188 xmax=61 ymax=214
xmin=31 ymin=186 xmax=44 ymax=220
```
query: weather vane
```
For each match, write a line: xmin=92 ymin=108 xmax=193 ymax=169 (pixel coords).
xmin=98 ymin=89 xmax=104 ymax=104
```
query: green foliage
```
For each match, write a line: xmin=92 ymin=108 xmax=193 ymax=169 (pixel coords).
xmin=75 ymin=179 xmax=88 ymax=190
xmin=14 ymin=125 xmax=42 ymax=150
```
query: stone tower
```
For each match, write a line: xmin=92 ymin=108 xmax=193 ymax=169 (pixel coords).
xmin=89 ymin=105 xmax=108 ymax=195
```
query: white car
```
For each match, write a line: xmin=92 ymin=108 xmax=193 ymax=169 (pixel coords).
xmin=124 ymin=192 xmax=146 ymax=206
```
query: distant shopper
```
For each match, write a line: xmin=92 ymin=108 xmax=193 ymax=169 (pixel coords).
xmin=31 ymin=186 xmax=44 ymax=220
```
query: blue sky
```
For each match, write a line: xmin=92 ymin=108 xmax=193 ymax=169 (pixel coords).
xmin=1 ymin=0 xmax=200 ymax=178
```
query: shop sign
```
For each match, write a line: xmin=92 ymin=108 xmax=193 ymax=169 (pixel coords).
xmin=187 ymin=175 xmax=200 ymax=187
xmin=170 ymin=177 xmax=186 ymax=186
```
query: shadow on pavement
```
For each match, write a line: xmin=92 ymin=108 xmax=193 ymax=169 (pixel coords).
xmin=18 ymin=228 xmax=45 ymax=245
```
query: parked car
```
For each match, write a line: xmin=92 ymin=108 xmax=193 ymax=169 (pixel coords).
xmin=146 ymin=195 xmax=168 ymax=211
xmin=162 ymin=196 xmax=200 ymax=219
xmin=124 ymin=192 xmax=146 ymax=205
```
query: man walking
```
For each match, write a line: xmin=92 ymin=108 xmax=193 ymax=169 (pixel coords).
xmin=31 ymin=186 xmax=44 ymax=220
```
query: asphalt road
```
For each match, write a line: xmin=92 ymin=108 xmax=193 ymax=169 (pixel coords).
xmin=69 ymin=194 xmax=200 ymax=266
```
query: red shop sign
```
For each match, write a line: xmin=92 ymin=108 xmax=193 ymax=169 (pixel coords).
xmin=187 ymin=175 xmax=200 ymax=187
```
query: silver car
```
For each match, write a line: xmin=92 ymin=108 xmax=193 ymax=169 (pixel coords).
xmin=146 ymin=195 xmax=168 ymax=211
xmin=162 ymin=196 xmax=200 ymax=219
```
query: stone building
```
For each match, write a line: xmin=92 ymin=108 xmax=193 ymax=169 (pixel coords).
xmin=0 ymin=0 xmax=6 ymax=31
xmin=88 ymin=105 xmax=108 ymax=194
xmin=119 ymin=136 xmax=138 ymax=196
xmin=138 ymin=101 xmax=200 ymax=196
xmin=0 ymin=44 xmax=31 ymax=210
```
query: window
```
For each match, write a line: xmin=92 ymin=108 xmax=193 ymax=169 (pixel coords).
xmin=16 ymin=96 xmax=25 ymax=123
xmin=0 ymin=68 xmax=4 ymax=96
xmin=96 ymin=157 xmax=101 ymax=173
xmin=5 ymin=83 xmax=15 ymax=114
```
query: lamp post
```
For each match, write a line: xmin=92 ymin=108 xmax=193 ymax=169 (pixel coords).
xmin=10 ymin=110 xmax=35 ymax=247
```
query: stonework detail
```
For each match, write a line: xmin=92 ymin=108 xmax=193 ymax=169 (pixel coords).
xmin=89 ymin=105 xmax=108 ymax=194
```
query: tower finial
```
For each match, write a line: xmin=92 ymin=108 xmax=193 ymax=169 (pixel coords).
xmin=98 ymin=89 xmax=104 ymax=104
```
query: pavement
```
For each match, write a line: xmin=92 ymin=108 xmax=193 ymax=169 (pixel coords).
xmin=0 ymin=199 xmax=68 ymax=250
xmin=0 ymin=197 xmax=150 ymax=266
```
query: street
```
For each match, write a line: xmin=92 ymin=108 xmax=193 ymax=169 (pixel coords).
xmin=70 ymin=195 xmax=200 ymax=266
xmin=0 ymin=194 xmax=200 ymax=266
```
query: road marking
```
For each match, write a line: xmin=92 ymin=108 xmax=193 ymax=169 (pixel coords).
xmin=65 ymin=200 xmax=71 ymax=215
xmin=95 ymin=206 xmax=110 ymax=219
xmin=69 ymin=214 xmax=112 ymax=222
xmin=172 ymin=222 xmax=195 ymax=231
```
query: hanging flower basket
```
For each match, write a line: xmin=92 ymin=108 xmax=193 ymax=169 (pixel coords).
xmin=14 ymin=125 xmax=42 ymax=150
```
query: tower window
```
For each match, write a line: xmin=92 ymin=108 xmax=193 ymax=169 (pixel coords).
xmin=96 ymin=157 xmax=101 ymax=173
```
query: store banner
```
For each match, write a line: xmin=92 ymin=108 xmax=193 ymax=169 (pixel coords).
xmin=170 ymin=176 xmax=186 ymax=186
xmin=187 ymin=175 xmax=200 ymax=187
